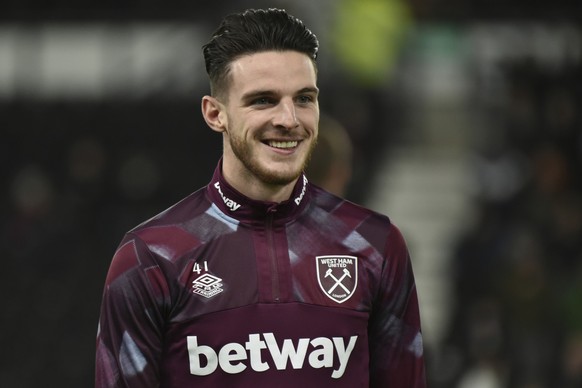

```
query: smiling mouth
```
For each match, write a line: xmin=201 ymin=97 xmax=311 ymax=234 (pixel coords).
xmin=266 ymin=140 xmax=299 ymax=149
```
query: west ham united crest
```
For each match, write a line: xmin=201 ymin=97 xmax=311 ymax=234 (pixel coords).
xmin=316 ymin=255 xmax=358 ymax=303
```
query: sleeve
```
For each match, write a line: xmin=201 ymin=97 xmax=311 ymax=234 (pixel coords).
xmin=95 ymin=233 xmax=172 ymax=388
xmin=368 ymin=224 xmax=427 ymax=388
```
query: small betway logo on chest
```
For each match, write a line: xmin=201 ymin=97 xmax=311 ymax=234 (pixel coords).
xmin=316 ymin=255 xmax=358 ymax=303
xmin=187 ymin=333 xmax=358 ymax=379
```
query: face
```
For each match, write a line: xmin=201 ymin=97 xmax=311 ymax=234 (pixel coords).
xmin=218 ymin=51 xmax=319 ymax=191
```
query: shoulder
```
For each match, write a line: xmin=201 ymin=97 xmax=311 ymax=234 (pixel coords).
xmin=132 ymin=186 xmax=210 ymax=232
xmin=305 ymin=185 xmax=410 ymax=280
xmin=117 ymin=186 xmax=211 ymax=263
xmin=309 ymin=183 xmax=393 ymax=228
xmin=307 ymin=183 xmax=402 ymax=248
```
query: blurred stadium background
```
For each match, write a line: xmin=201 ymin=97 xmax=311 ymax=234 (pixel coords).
xmin=1 ymin=0 xmax=581 ymax=386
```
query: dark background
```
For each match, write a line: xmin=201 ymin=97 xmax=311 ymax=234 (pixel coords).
xmin=1 ymin=1 xmax=581 ymax=387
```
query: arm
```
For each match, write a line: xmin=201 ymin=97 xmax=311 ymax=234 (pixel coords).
xmin=368 ymin=224 xmax=427 ymax=388
xmin=96 ymin=234 xmax=171 ymax=388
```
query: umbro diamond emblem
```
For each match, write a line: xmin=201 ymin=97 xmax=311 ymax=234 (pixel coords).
xmin=192 ymin=273 xmax=224 ymax=298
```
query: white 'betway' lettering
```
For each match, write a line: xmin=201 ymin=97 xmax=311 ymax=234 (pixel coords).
xmin=214 ymin=182 xmax=241 ymax=211
xmin=294 ymin=175 xmax=308 ymax=205
xmin=187 ymin=333 xmax=358 ymax=379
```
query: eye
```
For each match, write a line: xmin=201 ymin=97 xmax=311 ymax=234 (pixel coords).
xmin=251 ymin=97 xmax=273 ymax=106
xmin=296 ymin=95 xmax=314 ymax=104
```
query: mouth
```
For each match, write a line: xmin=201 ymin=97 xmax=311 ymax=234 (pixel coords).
xmin=264 ymin=140 xmax=299 ymax=149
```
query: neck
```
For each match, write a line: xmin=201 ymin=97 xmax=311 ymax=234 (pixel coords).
xmin=222 ymin=162 xmax=298 ymax=203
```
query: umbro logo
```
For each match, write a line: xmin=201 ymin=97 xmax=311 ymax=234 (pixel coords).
xmin=191 ymin=260 xmax=224 ymax=299
xmin=316 ymin=255 xmax=358 ymax=303
xmin=192 ymin=273 xmax=223 ymax=298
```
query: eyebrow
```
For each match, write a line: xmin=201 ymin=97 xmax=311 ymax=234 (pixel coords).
xmin=241 ymin=86 xmax=319 ymax=102
xmin=298 ymin=86 xmax=320 ymax=95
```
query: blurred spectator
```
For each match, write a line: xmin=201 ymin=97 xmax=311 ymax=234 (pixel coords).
xmin=305 ymin=113 xmax=353 ymax=196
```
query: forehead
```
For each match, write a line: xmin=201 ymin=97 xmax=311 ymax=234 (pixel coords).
xmin=227 ymin=51 xmax=317 ymax=96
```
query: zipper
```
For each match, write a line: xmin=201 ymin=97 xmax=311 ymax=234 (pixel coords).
xmin=266 ymin=205 xmax=280 ymax=302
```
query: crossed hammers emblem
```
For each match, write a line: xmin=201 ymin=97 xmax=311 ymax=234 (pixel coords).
xmin=324 ymin=268 xmax=352 ymax=294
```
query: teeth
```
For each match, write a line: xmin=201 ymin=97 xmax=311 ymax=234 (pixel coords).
xmin=268 ymin=140 xmax=298 ymax=149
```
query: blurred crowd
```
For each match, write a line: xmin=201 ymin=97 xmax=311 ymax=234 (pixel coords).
xmin=1 ymin=1 xmax=581 ymax=387
xmin=434 ymin=62 xmax=582 ymax=387
xmin=0 ymin=100 xmax=222 ymax=385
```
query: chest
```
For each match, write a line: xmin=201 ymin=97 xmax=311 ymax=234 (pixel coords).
xmin=170 ymin=223 xmax=380 ymax=322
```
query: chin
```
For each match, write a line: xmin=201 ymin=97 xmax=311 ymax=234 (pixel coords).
xmin=255 ymin=163 xmax=303 ymax=186
xmin=261 ymin=170 xmax=302 ymax=186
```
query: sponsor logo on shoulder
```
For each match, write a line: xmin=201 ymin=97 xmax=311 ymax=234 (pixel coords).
xmin=214 ymin=181 xmax=241 ymax=211
xmin=191 ymin=260 xmax=224 ymax=298
xmin=316 ymin=255 xmax=358 ymax=304
xmin=187 ymin=332 xmax=358 ymax=379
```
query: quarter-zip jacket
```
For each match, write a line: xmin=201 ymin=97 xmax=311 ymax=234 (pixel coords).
xmin=96 ymin=161 xmax=426 ymax=387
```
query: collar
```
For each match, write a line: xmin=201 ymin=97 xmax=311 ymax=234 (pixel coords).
xmin=206 ymin=160 xmax=311 ymax=225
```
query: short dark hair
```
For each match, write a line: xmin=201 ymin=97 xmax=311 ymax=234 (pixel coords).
xmin=202 ymin=8 xmax=319 ymax=99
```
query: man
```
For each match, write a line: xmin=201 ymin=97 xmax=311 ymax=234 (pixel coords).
xmin=96 ymin=8 xmax=426 ymax=387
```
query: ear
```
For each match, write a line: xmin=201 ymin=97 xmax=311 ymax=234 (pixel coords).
xmin=201 ymin=95 xmax=227 ymax=133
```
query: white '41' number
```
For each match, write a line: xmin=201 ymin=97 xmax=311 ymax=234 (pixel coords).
xmin=193 ymin=261 xmax=209 ymax=275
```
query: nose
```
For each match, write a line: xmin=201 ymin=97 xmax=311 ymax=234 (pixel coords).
xmin=272 ymin=99 xmax=299 ymax=129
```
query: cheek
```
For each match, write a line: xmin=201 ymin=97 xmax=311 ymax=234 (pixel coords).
xmin=303 ymin=109 xmax=319 ymax=133
xmin=307 ymin=120 xmax=319 ymax=137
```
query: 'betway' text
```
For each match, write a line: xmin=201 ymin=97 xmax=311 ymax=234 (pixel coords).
xmin=187 ymin=332 xmax=358 ymax=379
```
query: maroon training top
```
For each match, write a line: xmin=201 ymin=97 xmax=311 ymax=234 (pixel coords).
xmin=96 ymin=161 xmax=426 ymax=387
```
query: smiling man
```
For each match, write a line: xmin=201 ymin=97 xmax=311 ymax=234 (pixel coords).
xmin=202 ymin=50 xmax=319 ymax=200
xmin=96 ymin=8 xmax=426 ymax=388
